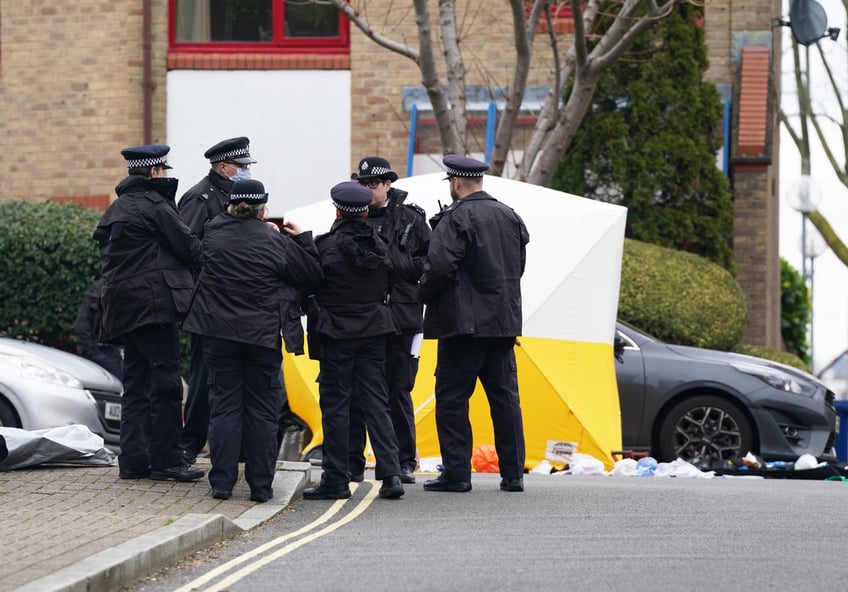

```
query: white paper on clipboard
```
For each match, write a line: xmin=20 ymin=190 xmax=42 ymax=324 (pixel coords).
xmin=410 ymin=332 xmax=424 ymax=358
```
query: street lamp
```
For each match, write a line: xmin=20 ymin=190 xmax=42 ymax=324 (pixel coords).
xmin=786 ymin=174 xmax=823 ymax=366
xmin=799 ymin=228 xmax=827 ymax=367
xmin=786 ymin=174 xmax=822 ymax=278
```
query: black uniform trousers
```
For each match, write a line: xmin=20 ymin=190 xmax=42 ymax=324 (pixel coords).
xmin=203 ymin=337 xmax=284 ymax=496
xmin=180 ymin=334 xmax=210 ymax=457
xmin=348 ymin=332 xmax=419 ymax=474
xmin=92 ymin=346 xmax=124 ymax=381
xmin=119 ymin=323 xmax=183 ymax=473
xmin=318 ymin=335 xmax=401 ymax=485
xmin=434 ymin=336 xmax=525 ymax=483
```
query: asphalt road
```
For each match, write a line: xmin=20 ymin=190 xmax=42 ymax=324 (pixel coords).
xmin=122 ymin=472 xmax=848 ymax=592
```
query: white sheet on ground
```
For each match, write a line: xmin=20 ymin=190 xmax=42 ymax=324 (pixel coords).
xmin=0 ymin=424 xmax=115 ymax=470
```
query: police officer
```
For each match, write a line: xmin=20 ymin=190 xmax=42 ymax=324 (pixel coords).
xmin=182 ymin=179 xmax=322 ymax=502
xmin=347 ymin=156 xmax=430 ymax=484
xmin=94 ymin=144 xmax=204 ymax=482
xmin=303 ymin=182 xmax=404 ymax=501
xmin=178 ymin=137 xmax=257 ymax=465
xmin=419 ymin=155 xmax=530 ymax=493
xmin=74 ymin=278 xmax=124 ymax=381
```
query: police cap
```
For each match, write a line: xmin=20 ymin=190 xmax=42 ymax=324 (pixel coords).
xmin=204 ymin=136 xmax=257 ymax=164
xmin=351 ymin=156 xmax=398 ymax=182
xmin=442 ymin=154 xmax=489 ymax=179
xmin=121 ymin=144 xmax=173 ymax=169
xmin=229 ymin=179 xmax=268 ymax=205
xmin=331 ymin=181 xmax=371 ymax=214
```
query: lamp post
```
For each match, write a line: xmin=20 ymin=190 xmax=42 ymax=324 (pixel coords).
xmin=786 ymin=174 xmax=822 ymax=365
xmin=801 ymin=229 xmax=827 ymax=366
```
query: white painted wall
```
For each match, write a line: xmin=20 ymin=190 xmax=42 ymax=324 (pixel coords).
xmin=166 ymin=69 xmax=351 ymax=219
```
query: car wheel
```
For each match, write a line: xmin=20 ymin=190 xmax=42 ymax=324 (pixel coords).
xmin=0 ymin=397 xmax=21 ymax=427
xmin=657 ymin=395 xmax=754 ymax=464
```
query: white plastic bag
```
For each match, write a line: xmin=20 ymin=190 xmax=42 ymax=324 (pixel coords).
xmin=566 ymin=453 xmax=606 ymax=475
xmin=653 ymin=458 xmax=714 ymax=478
xmin=610 ymin=458 xmax=638 ymax=477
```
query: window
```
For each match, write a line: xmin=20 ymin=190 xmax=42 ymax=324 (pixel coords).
xmin=170 ymin=0 xmax=349 ymax=53
xmin=525 ymin=1 xmax=574 ymax=34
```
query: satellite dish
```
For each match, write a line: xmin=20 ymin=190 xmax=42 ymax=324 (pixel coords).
xmin=789 ymin=0 xmax=829 ymax=45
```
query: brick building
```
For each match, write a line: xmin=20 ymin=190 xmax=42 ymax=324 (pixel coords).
xmin=0 ymin=0 xmax=781 ymax=347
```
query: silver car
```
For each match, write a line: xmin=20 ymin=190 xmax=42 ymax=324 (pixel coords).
xmin=0 ymin=337 xmax=122 ymax=451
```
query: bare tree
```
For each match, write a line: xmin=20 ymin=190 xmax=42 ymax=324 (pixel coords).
xmin=781 ymin=9 xmax=848 ymax=266
xmin=330 ymin=0 xmax=689 ymax=185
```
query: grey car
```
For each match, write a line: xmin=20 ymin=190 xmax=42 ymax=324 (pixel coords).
xmin=615 ymin=321 xmax=837 ymax=465
xmin=0 ymin=337 xmax=122 ymax=451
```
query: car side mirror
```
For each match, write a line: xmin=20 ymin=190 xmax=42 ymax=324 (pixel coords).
xmin=614 ymin=336 xmax=626 ymax=363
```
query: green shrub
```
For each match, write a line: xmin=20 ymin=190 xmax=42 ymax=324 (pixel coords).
xmin=0 ymin=201 xmax=102 ymax=350
xmin=779 ymin=257 xmax=810 ymax=365
xmin=618 ymin=238 xmax=746 ymax=350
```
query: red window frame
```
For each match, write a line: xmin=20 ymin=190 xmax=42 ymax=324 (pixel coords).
xmin=525 ymin=2 xmax=574 ymax=20
xmin=168 ymin=0 xmax=350 ymax=54
xmin=525 ymin=2 xmax=575 ymax=34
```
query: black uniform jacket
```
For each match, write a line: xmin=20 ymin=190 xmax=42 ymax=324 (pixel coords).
xmin=420 ymin=190 xmax=529 ymax=339
xmin=182 ymin=213 xmax=322 ymax=351
xmin=74 ymin=279 xmax=105 ymax=358
xmin=94 ymin=175 xmax=201 ymax=342
xmin=311 ymin=217 xmax=398 ymax=340
xmin=177 ymin=170 xmax=233 ymax=239
xmin=366 ymin=187 xmax=430 ymax=333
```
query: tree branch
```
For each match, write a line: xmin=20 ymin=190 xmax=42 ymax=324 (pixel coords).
xmin=328 ymin=0 xmax=418 ymax=61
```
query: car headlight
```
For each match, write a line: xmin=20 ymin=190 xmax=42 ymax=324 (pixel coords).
xmin=0 ymin=352 xmax=84 ymax=389
xmin=732 ymin=361 xmax=818 ymax=396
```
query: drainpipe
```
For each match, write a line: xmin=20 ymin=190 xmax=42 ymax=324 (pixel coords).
xmin=142 ymin=0 xmax=154 ymax=143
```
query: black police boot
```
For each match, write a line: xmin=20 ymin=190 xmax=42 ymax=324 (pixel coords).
xmin=149 ymin=464 xmax=205 ymax=482
xmin=499 ymin=477 xmax=524 ymax=492
xmin=303 ymin=481 xmax=352 ymax=500
xmin=400 ymin=466 xmax=416 ymax=484
xmin=379 ymin=476 xmax=405 ymax=499
xmin=423 ymin=472 xmax=472 ymax=493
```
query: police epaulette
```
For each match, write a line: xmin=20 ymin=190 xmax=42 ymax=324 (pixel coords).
xmin=406 ymin=202 xmax=426 ymax=218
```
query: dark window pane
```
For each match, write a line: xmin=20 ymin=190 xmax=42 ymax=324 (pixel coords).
xmin=284 ymin=0 xmax=339 ymax=37
xmin=176 ymin=0 xmax=272 ymax=42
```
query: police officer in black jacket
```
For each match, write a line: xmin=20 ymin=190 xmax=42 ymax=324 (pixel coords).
xmin=74 ymin=278 xmax=124 ymax=381
xmin=183 ymin=179 xmax=322 ymax=502
xmin=420 ymin=155 xmax=530 ymax=494
xmin=94 ymin=144 xmax=204 ymax=482
xmin=347 ymin=156 xmax=430 ymax=484
xmin=303 ymin=182 xmax=405 ymax=501
xmin=177 ymin=136 xmax=257 ymax=465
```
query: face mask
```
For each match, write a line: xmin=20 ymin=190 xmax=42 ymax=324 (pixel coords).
xmin=231 ymin=168 xmax=252 ymax=182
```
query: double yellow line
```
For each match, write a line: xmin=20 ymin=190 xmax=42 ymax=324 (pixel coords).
xmin=173 ymin=483 xmax=378 ymax=592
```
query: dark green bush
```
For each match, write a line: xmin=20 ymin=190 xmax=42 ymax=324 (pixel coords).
xmin=0 ymin=201 xmax=101 ymax=350
xmin=779 ymin=257 xmax=810 ymax=365
xmin=618 ymin=238 xmax=746 ymax=350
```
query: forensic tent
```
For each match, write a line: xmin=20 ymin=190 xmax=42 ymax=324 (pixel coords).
xmin=281 ymin=173 xmax=627 ymax=470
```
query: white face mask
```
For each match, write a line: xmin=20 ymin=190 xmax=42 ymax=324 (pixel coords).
xmin=231 ymin=168 xmax=252 ymax=182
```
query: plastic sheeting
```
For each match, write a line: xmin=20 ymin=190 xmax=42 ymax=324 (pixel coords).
xmin=0 ymin=424 xmax=116 ymax=471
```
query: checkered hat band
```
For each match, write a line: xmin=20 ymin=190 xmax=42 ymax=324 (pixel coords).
xmin=216 ymin=147 xmax=250 ymax=161
xmin=369 ymin=166 xmax=391 ymax=176
xmin=333 ymin=200 xmax=368 ymax=213
xmin=446 ymin=166 xmax=484 ymax=177
xmin=125 ymin=156 xmax=168 ymax=168
xmin=231 ymin=194 xmax=266 ymax=202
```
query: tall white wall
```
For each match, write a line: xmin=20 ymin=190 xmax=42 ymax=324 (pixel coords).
xmin=166 ymin=69 xmax=351 ymax=220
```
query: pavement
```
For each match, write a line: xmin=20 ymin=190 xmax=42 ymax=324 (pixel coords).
xmin=1 ymin=459 xmax=311 ymax=592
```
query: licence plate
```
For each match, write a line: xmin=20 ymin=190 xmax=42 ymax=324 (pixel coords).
xmin=105 ymin=402 xmax=122 ymax=421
